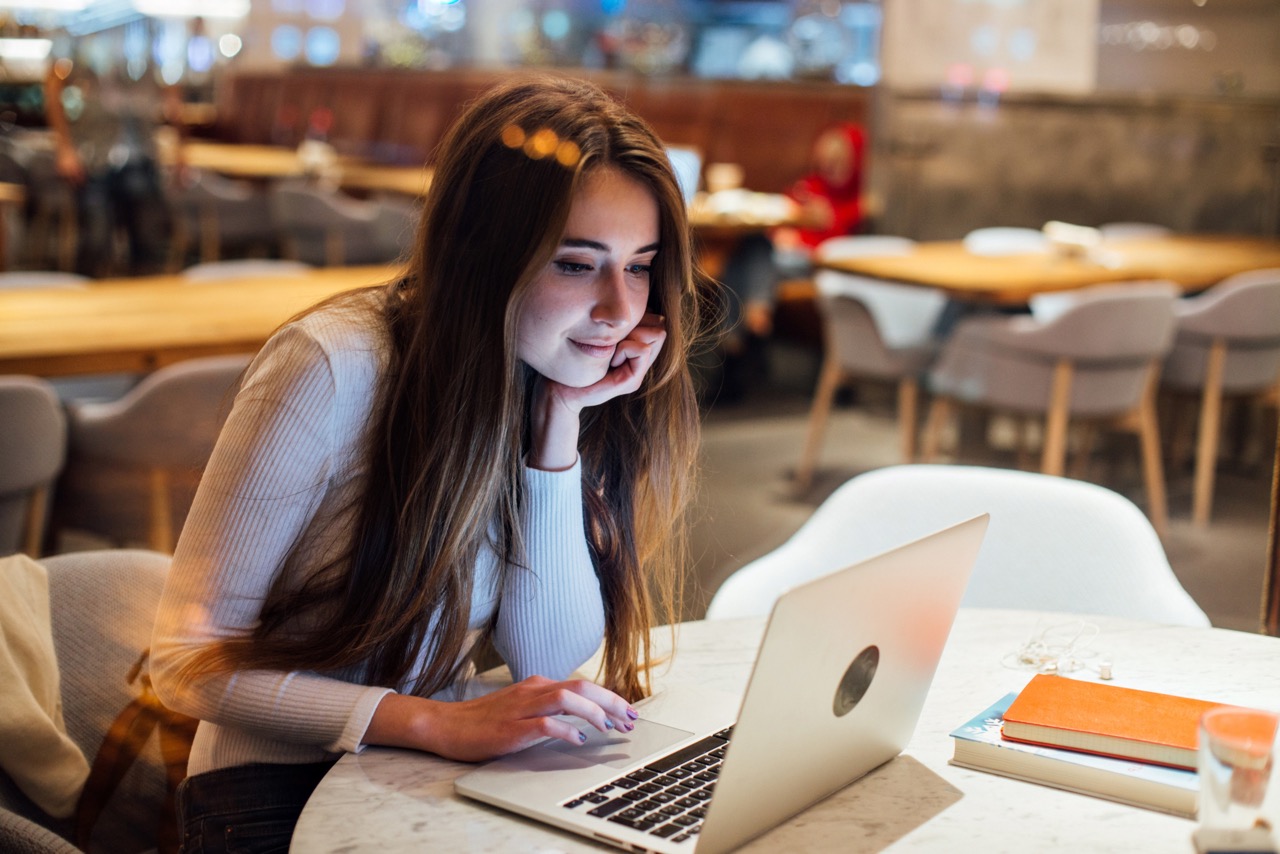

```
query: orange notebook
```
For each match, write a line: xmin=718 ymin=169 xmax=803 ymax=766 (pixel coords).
xmin=1001 ymin=674 xmax=1224 ymax=770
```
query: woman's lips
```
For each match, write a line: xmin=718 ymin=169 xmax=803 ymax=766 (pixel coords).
xmin=571 ymin=339 xmax=617 ymax=359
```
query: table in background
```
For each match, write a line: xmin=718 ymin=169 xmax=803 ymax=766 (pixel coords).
xmin=179 ymin=141 xmax=431 ymax=197
xmin=818 ymin=235 xmax=1280 ymax=305
xmin=293 ymin=609 xmax=1280 ymax=853
xmin=0 ymin=264 xmax=400 ymax=377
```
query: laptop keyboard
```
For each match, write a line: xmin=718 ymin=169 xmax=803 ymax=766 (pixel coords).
xmin=561 ymin=726 xmax=733 ymax=844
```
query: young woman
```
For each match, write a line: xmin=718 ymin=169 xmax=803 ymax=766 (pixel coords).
xmin=150 ymin=76 xmax=706 ymax=852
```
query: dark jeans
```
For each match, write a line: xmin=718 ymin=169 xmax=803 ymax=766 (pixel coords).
xmin=174 ymin=761 xmax=335 ymax=854
xmin=76 ymin=158 xmax=171 ymax=277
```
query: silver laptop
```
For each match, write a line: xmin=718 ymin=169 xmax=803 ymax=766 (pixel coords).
xmin=456 ymin=514 xmax=989 ymax=854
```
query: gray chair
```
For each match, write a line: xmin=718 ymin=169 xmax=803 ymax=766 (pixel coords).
xmin=794 ymin=236 xmax=947 ymax=491
xmin=1161 ymin=268 xmax=1280 ymax=526
xmin=269 ymin=180 xmax=417 ymax=266
xmin=0 ymin=377 xmax=66 ymax=557
xmin=168 ymin=168 xmax=275 ymax=266
xmin=922 ymin=281 xmax=1180 ymax=536
xmin=706 ymin=464 xmax=1209 ymax=628
xmin=0 ymin=549 xmax=173 ymax=854
xmin=53 ymin=354 xmax=251 ymax=553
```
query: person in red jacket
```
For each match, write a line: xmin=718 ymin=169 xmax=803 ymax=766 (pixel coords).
xmin=711 ymin=122 xmax=867 ymax=404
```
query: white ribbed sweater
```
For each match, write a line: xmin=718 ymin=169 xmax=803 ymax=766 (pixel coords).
xmin=150 ymin=291 xmax=606 ymax=775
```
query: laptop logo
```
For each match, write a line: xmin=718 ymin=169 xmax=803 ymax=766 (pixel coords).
xmin=833 ymin=645 xmax=879 ymax=717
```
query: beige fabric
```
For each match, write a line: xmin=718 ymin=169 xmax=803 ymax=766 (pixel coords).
xmin=0 ymin=555 xmax=88 ymax=818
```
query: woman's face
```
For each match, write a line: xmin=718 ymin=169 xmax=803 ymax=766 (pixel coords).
xmin=517 ymin=166 xmax=659 ymax=389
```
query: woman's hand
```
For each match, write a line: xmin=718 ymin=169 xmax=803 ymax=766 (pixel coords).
xmin=365 ymin=675 xmax=638 ymax=763
xmin=527 ymin=313 xmax=666 ymax=471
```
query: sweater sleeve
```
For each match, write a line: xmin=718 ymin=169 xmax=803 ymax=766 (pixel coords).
xmin=149 ymin=325 xmax=392 ymax=755
xmin=492 ymin=461 xmax=606 ymax=682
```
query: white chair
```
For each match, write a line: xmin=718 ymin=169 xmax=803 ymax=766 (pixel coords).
xmin=962 ymin=227 xmax=1049 ymax=256
xmin=0 ymin=549 xmax=173 ymax=853
xmin=180 ymin=258 xmax=312 ymax=282
xmin=922 ymin=281 xmax=1179 ymax=535
xmin=1160 ymin=268 xmax=1280 ymax=526
xmin=705 ymin=464 xmax=1209 ymax=627
xmin=0 ymin=377 xmax=66 ymax=556
xmin=0 ymin=272 xmax=89 ymax=290
xmin=53 ymin=354 xmax=251 ymax=553
xmin=794 ymin=236 xmax=947 ymax=491
xmin=1099 ymin=222 xmax=1172 ymax=242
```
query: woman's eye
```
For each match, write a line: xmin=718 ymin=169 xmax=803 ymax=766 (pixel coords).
xmin=554 ymin=260 xmax=592 ymax=275
xmin=626 ymin=264 xmax=653 ymax=276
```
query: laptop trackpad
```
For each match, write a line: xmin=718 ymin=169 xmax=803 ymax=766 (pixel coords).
xmin=542 ymin=719 xmax=694 ymax=770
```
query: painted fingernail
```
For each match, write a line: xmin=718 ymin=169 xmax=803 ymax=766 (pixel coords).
xmin=623 ymin=721 xmax=635 ymax=732
xmin=605 ymin=719 xmax=615 ymax=730
xmin=626 ymin=708 xmax=639 ymax=721
xmin=578 ymin=730 xmax=587 ymax=743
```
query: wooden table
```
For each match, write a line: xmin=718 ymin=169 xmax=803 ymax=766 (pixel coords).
xmin=0 ymin=264 xmax=401 ymax=377
xmin=818 ymin=235 xmax=1280 ymax=305
xmin=179 ymin=141 xmax=431 ymax=197
xmin=293 ymin=609 xmax=1280 ymax=853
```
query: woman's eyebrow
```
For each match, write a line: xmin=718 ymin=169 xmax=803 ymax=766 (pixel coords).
xmin=560 ymin=238 xmax=661 ymax=254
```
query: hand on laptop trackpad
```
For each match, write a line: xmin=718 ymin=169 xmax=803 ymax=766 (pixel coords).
xmin=542 ymin=718 xmax=694 ymax=770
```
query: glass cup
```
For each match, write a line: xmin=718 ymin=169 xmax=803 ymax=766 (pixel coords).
xmin=1198 ymin=707 xmax=1279 ymax=834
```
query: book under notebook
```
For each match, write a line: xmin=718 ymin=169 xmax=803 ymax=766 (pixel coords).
xmin=950 ymin=693 xmax=1199 ymax=818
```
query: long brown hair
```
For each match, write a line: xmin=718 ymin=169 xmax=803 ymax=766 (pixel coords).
xmin=200 ymin=76 xmax=705 ymax=702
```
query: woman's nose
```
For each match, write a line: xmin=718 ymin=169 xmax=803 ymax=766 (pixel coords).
xmin=590 ymin=266 xmax=632 ymax=326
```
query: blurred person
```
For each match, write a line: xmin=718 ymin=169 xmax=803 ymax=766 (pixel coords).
xmin=45 ymin=42 xmax=183 ymax=277
xmin=149 ymin=76 xmax=709 ymax=853
xmin=713 ymin=122 xmax=867 ymax=402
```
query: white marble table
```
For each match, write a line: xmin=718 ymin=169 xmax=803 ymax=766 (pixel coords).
xmin=293 ymin=609 xmax=1280 ymax=853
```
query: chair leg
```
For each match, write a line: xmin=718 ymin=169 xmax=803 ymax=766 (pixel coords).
xmin=148 ymin=468 xmax=175 ymax=553
xmin=1192 ymin=339 xmax=1227 ymax=527
xmin=1040 ymin=359 xmax=1073 ymax=477
xmin=1071 ymin=422 xmax=1097 ymax=481
xmin=921 ymin=397 xmax=953 ymax=462
xmin=22 ymin=486 xmax=49 ymax=558
xmin=1136 ymin=369 xmax=1170 ymax=539
xmin=325 ymin=229 xmax=344 ymax=267
xmin=794 ymin=356 xmax=842 ymax=493
xmin=897 ymin=376 xmax=919 ymax=463
xmin=200 ymin=207 xmax=220 ymax=263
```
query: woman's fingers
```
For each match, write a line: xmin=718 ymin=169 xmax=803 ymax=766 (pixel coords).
xmin=513 ymin=678 xmax=635 ymax=735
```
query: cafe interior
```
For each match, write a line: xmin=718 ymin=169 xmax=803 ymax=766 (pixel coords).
xmin=1 ymin=0 xmax=1280 ymax=851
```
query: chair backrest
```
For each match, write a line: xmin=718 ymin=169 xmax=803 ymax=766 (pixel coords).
xmin=181 ymin=259 xmax=312 ymax=282
xmin=992 ymin=281 xmax=1179 ymax=363
xmin=705 ymin=464 xmax=1209 ymax=627
xmin=67 ymin=354 xmax=251 ymax=469
xmin=1173 ymin=269 xmax=1280 ymax=342
xmin=0 ymin=377 xmax=66 ymax=556
xmin=1098 ymin=221 xmax=1172 ymax=242
xmin=962 ymin=281 xmax=1178 ymax=416
xmin=0 ymin=272 xmax=89 ymax=290
xmin=962 ymin=227 xmax=1048 ymax=256
xmin=1163 ymin=270 xmax=1280 ymax=394
xmin=815 ymin=235 xmax=916 ymax=262
xmin=269 ymin=180 xmax=390 ymax=264
xmin=813 ymin=236 xmax=946 ymax=354
xmin=44 ymin=549 xmax=172 ymax=853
